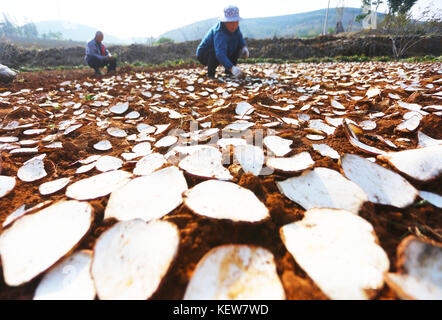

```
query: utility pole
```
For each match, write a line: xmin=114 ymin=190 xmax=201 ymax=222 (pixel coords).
xmin=323 ymin=0 xmax=331 ymax=35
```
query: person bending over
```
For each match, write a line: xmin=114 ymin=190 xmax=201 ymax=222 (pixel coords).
xmin=197 ymin=5 xmax=249 ymax=79
xmin=85 ymin=31 xmax=117 ymax=75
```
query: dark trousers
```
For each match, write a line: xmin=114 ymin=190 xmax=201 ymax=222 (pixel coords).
xmin=197 ymin=50 xmax=240 ymax=77
xmin=86 ymin=56 xmax=117 ymax=73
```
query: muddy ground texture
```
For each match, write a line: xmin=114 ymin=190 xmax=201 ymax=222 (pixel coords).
xmin=0 ymin=62 xmax=441 ymax=300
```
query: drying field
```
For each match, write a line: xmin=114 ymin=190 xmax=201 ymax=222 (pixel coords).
xmin=0 ymin=62 xmax=441 ymax=300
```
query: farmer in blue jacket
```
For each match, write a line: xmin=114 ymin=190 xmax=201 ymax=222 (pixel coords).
xmin=85 ymin=31 xmax=117 ymax=75
xmin=197 ymin=5 xmax=249 ymax=79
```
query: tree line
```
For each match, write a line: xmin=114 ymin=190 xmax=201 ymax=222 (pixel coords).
xmin=0 ymin=14 xmax=63 ymax=40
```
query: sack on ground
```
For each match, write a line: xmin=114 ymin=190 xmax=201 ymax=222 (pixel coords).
xmin=0 ymin=64 xmax=17 ymax=83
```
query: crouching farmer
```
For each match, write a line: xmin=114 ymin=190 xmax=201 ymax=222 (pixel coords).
xmin=85 ymin=31 xmax=117 ymax=75
xmin=0 ymin=64 xmax=17 ymax=84
xmin=197 ymin=5 xmax=249 ymax=79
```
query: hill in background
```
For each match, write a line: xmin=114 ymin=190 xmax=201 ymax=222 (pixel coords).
xmin=160 ymin=7 xmax=385 ymax=42
xmin=26 ymin=20 xmax=128 ymax=44
xmin=14 ymin=7 xmax=387 ymax=47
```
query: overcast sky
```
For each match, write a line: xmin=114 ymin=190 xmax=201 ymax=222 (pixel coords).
xmin=1 ymin=0 xmax=440 ymax=39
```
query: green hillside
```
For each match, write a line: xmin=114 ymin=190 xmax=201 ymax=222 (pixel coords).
xmin=160 ymin=7 xmax=386 ymax=42
xmin=19 ymin=7 xmax=386 ymax=46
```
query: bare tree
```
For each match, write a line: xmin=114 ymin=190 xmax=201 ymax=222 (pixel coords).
xmin=380 ymin=6 xmax=442 ymax=59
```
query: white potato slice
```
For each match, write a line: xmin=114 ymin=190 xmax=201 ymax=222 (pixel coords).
xmin=154 ymin=136 xmax=178 ymax=148
xmin=331 ymin=99 xmax=345 ymax=110
xmin=179 ymin=148 xmax=232 ymax=180
xmin=0 ymin=176 xmax=16 ymax=198
xmin=378 ymin=146 xmax=442 ymax=182
xmin=306 ymin=134 xmax=326 ymax=141
xmin=277 ymin=168 xmax=368 ymax=214
xmin=344 ymin=121 xmax=387 ymax=155
xmin=132 ymin=142 xmax=152 ymax=155
xmin=419 ymin=191 xmax=442 ymax=208
xmin=76 ymin=163 xmax=96 ymax=174
xmin=235 ymin=102 xmax=255 ymax=116
xmin=224 ymin=122 xmax=254 ymax=132
xmin=325 ymin=117 xmax=344 ymax=127
xmin=396 ymin=116 xmax=421 ymax=132
xmin=64 ymin=124 xmax=82 ymax=136
xmin=154 ymin=124 xmax=170 ymax=135
xmin=34 ymin=250 xmax=96 ymax=300
xmin=94 ymin=140 xmax=112 ymax=151
xmin=2 ymin=201 xmax=52 ymax=229
xmin=184 ymin=180 xmax=269 ymax=223
xmin=24 ymin=128 xmax=47 ymax=136
xmin=133 ymin=153 xmax=166 ymax=176
xmin=20 ymin=140 xmax=39 ymax=147
xmin=17 ymin=158 xmax=47 ymax=182
xmin=360 ymin=120 xmax=377 ymax=131
xmin=312 ymin=144 xmax=340 ymax=160
xmin=79 ymin=155 xmax=101 ymax=165
xmin=234 ymin=145 xmax=265 ymax=176
xmin=137 ymin=124 xmax=156 ymax=134
xmin=281 ymin=208 xmax=389 ymax=300
xmin=184 ymin=245 xmax=285 ymax=300
xmin=309 ymin=120 xmax=336 ymax=136
xmin=341 ymin=154 xmax=418 ymax=208
xmin=39 ymin=177 xmax=71 ymax=196
xmin=385 ymin=237 xmax=442 ymax=300
xmin=397 ymin=101 xmax=422 ymax=112
xmin=110 ymin=102 xmax=129 ymax=114
xmin=66 ymin=170 xmax=132 ymax=200
xmin=0 ymin=201 xmax=93 ymax=286
xmin=105 ymin=166 xmax=187 ymax=222
xmin=417 ymin=131 xmax=442 ymax=148
xmin=0 ymin=137 xmax=19 ymax=143
xmin=267 ymin=152 xmax=314 ymax=173
xmin=217 ymin=138 xmax=247 ymax=150
xmin=95 ymin=156 xmax=123 ymax=172
xmin=282 ymin=117 xmax=300 ymax=127
xmin=171 ymin=145 xmax=218 ymax=157
xmin=389 ymin=93 xmax=401 ymax=100
xmin=126 ymin=111 xmax=140 ymax=119
xmin=107 ymin=127 xmax=127 ymax=138
xmin=10 ymin=148 xmax=39 ymax=156
xmin=263 ymin=136 xmax=292 ymax=157
xmin=366 ymin=87 xmax=381 ymax=98
xmin=92 ymin=220 xmax=179 ymax=300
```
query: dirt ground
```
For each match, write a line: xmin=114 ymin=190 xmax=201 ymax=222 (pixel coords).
xmin=0 ymin=62 xmax=441 ymax=300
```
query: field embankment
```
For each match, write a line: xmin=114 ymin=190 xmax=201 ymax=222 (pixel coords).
xmin=1 ymin=35 xmax=441 ymax=69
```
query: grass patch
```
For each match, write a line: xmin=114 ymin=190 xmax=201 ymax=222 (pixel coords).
xmin=240 ymin=54 xmax=442 ymax=64
xmin=120 ymin=59 xmax=197 ymax=69
xmin=18 ymin=65 xmax=89 ymax=72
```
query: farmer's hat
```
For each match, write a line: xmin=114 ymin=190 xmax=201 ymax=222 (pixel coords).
xmin=219 ymin=5 xmax=243 ymax=22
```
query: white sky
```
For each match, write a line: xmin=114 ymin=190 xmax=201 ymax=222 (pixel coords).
xmin=1 ymin=0 xmax=440 ymax=39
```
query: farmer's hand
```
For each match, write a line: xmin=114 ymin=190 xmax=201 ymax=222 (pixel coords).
xmin=240 ymin=47 xmax=249 ymax=59
xmin=231 ymin=66 xmax=244 ymax=78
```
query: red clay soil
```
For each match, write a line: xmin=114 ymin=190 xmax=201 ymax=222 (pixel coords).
xmin=0 ymin=62 xmax=441 ymax=300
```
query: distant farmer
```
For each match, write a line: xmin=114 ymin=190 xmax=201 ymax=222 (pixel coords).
xmin=197 ymin=5 xmax=249 ymax=79
xmin=0 ymin=64 xmax=17 ymax=83
xmin=85 ymin=31 xmax=117 ymax=75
